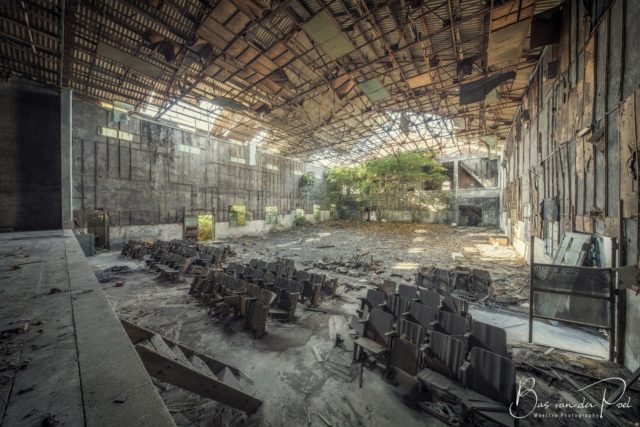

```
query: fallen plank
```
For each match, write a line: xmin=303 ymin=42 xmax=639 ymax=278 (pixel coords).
xmin=312 ymin=345 xmax=323 ymax=362
xmin=134 ymin=345 xmax=262 ymax=414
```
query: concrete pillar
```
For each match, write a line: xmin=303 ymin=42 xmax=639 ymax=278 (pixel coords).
xmin=61 ymin=87 xmax=73 ymax=229
xmin=453 ymin=159 xmax=459 ymax=225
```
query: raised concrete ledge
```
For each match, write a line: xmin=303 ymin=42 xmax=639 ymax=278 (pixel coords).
xmin=0 ymin=230 xmax=174 ymax=426
xmin=63 ymin=230 xmax=175 ymax=426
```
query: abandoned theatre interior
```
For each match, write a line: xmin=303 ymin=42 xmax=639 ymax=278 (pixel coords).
xmin=1 ymin=0 xmax=640 ymax=425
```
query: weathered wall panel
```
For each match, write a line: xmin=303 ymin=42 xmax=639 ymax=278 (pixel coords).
xmin=71 ymin=101 xmax=323 ymax=234
xmin=500 ymin=0 xmax=640 ymax=371
xmin=0 ymin=80 xmax=61 ymax=230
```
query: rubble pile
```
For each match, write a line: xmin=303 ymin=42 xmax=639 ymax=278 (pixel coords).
xmin=314 ymin=251 xmax=384 ymax=276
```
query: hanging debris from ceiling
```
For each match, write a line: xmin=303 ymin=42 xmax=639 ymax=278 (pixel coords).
xmin=459 ymin=71 xmax=516 ymax=105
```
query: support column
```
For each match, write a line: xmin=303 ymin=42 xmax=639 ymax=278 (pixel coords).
xmin=61 ymin=87 xmax=73 ymax=229
xmin=453 ymin=159 xmax=459 ymax=225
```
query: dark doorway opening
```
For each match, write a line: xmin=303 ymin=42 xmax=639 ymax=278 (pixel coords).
xmin=458 ymin=205 xmax=482 ymax=226
xmin=88 ymin=211 xmax=109 ymax=249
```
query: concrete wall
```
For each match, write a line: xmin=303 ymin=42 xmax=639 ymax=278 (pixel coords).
xmin=71 ymin=101 xmax=325 ymax=241
xmin=109 ymin=224 xmax=184 ymax=247
xmin=499 ymin=0 xmax=640 ymax=370
xmin=0 ymin=80 xmax=61 ymax=230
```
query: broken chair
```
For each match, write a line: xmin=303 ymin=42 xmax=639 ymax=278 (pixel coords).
xmin=273 ymin=278 xmax=302 ymax=321
xmin=353 ymin=308 xmax=396 ymax=378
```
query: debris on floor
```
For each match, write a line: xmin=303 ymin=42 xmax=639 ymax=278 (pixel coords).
xmin=95 ymin=265 xmax=135 ymax=283
xmin=87 ymin=222 xmax=637 ymax=426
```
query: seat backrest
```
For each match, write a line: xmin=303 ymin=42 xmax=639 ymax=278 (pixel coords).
xmin=263 ymin=271 xmax=275 ymax=285
xmin=438 ymin=311 xmax=468 ymax=338
xmin=469 ymin=269 xmax=491 ymax=295
xmin=368 ymin=308 xmax=395 ymax=346
xmin=418 ymin=288 xmax=441 ymax=308
xmin=441 ymin=295 xmax=469 ymax=317
xmin=462 ymin=347 xmax=516 ymax=405
xmin=380 ymin=279 xmax=397 ymax=296
xmin=246 ymin=283 xmax=260 ymax=298
xmin=469 ymin=320 xmax=508 ymax=357
xmin=366 ymin=289 xmax=386 ymax=307
xmin=258 ymin=288 xmax=277 ymax=306
xmin=397 ymin=319 xmax=425 ymax=346
xmin=310 ymin=273 xmax=325 ymax=284
xmin=266 ymin=262 xmax=278 ymax=273
xmin=274 ymin=276 xmax=288 ymax=289
xmin=434 ymin=268 xmax=451 ymax=293
xmin=409 ymin=301 xmax=439 ymax=330
xmin=287 ymin=279 xmax=302 ymax=293
xmin=428 ymin=331 xmax=466 ymax=380
xmin=388 ymin=295 xmax=411 ymax=319
xmin=236 ymin=279 xmax=248 ymax=292
xmin=398 ymin=284 xmax=418 ymax=300
xmin=296 ymin=270 xmax=310 ymax=281
xmin=252 ymin=268 xmax=264 ymax=281
xmin=451 ymin=267 xmax=471 ymax=291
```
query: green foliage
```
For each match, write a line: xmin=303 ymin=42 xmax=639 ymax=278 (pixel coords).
xmin=324 ymin=151 xmax=448 ymax=213
xmin=265 ymin=206 xmax=278 ymax=225
xmin=229 ymin=205 xmax=247 ymax=227
xmin=300 ymin=172 xmax=316 ymax=191
xmin=414 ymin=190 xmax=454 ymax=211
xmin=295 ymin=208 xmax=306 ymax=225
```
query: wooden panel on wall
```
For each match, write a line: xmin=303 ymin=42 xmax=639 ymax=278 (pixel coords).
xmin=583 ymin=37 xmax=596 ymax=127
xmin=619 ymin=91 xmax=639 ymax=218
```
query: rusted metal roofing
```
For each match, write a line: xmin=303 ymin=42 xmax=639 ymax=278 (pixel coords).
xmin=0 ymin=0 xmax=562 ymax=165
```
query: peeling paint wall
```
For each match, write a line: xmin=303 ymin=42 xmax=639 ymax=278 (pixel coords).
xmin=500 ymin=0 xmax=640 ymax=371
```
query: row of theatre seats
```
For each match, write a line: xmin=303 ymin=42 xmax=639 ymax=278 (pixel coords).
xmin=121 ymin=240 xmax=230 ymax=281
xmin=189 ymin=257 xmax=338 ymax=337
xmin=415 ymin=265 xmax=492 ymax=298
xmin=226 ymin=258 xmax=338 ymax=306
xmin=353 ymin=283 xmax=517 ymax=426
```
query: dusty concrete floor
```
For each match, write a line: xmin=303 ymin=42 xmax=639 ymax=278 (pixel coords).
xmin=90 ymin=221 xmax=616 ymax=426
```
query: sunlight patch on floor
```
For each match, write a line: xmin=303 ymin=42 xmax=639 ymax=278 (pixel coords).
xmin=392 ymin=262 xmax=421 ymax=269
xmin=407 ymin=247 xmax=427 ymax=253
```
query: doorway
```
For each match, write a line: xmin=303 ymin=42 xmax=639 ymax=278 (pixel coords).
xmin=458 ymin=205 xmax=482 ymax=226
xmin=88 ymin=211 xmax=109 ymax=249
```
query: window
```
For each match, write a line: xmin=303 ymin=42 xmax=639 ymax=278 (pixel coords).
xmin=265 ymin=206 xmax=278 ymax=224
xmin=229 ymin=205 xmax=247 ymax=227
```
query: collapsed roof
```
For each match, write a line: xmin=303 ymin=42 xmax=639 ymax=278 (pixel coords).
xmin=0 ymin=0 xmax=562 ymax=164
